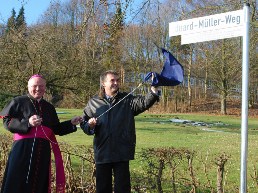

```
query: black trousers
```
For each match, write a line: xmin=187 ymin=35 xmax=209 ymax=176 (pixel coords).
xmin=96 ymin=161 xmax=131 ymax=193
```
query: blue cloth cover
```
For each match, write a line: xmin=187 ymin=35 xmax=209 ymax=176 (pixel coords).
xmin=145 ymin=48 xmax=184 ymax=86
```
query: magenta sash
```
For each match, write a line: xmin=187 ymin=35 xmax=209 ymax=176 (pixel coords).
xmin=14 ymin=126 xmax=65 ymax=193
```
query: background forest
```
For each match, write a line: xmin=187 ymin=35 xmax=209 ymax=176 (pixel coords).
xmin=0 ymin=1 xmax=258 ymax=192
xmin=0 ymin=0 xmax=257 ymax=114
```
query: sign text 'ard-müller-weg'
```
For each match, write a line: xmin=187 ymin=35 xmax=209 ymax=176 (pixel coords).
xmin=169 ymin=10 xmax=244 ymax=37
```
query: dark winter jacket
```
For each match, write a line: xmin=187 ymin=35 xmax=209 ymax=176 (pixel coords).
xmin=80 ymin=91 xmax=159 ymax=164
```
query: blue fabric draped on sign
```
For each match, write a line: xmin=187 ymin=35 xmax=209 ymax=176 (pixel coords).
xmin=145 ymin=48 xmax=184 ymax=86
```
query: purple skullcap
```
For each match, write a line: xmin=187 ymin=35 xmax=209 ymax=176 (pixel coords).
xmin=29 ymin=74 xmax=45 ymax=80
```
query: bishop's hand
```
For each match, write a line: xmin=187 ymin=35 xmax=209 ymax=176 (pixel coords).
xmin=29 ymin=115 xmax=42 ymax=127
xmin=71 ymin=116 xmax=83 ymax=125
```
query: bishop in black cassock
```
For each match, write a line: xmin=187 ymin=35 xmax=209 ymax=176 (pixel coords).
xmin=0 ymin=74 xmax=82 ymax=193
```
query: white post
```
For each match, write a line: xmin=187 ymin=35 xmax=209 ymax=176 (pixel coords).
xmin=240 ymin=3 xmax=250 ymax=193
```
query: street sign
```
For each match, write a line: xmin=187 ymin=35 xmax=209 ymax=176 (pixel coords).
xmin=169 ymin=10 xmax=244 ymax=44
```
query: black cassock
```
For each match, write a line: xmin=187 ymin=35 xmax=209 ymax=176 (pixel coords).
xmin=0 ymin=94 xmax=77 ymax=193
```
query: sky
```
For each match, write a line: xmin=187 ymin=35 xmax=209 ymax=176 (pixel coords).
xmin=0 ymin=0 xmax=67 ymax=25
xmin=0 ymin=0 xmax=144 ymax=26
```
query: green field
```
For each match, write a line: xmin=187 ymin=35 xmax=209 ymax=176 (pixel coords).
xmin=59 ymin=110 xmax=258 ymax=192
xmin=1 ymin=108 xmax=258 ymax=192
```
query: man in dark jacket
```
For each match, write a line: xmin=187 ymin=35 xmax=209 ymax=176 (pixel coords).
xmin=80 ymin=70 xmax=159 ymax=193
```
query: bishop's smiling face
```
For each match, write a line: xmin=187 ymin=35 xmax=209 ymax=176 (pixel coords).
xmin=28 ymin=77 xmax=46 ymax=99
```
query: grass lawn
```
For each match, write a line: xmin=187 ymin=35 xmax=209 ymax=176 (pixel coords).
xmin=58 ymin=110 xmax=258 ymax=192
xmin=1 ymin=108 xmax=258 ymax=192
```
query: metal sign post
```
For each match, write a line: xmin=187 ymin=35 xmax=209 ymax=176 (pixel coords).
xmin=240 ymin=3 xmax=250 ymax=193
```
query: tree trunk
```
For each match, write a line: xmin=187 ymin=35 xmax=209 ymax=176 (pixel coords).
xmin=187 ymin=50 xmax=193 ymax=107
xmin=220 ymin=91 xmax=227 ymax=115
